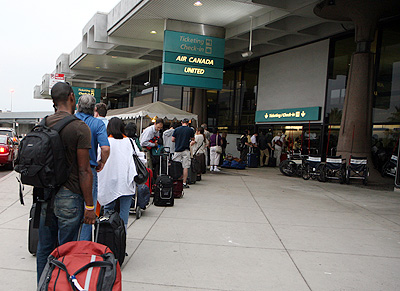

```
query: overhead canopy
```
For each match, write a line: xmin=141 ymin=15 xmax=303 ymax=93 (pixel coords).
xmin=106 ymin=101 xmax=198 ymax=122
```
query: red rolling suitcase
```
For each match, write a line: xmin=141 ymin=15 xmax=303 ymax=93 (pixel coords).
xmin=173 ymin=179 xmax=184 ymax=198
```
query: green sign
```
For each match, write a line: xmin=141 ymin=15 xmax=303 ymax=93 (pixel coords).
xmin=162 ymin=30 xmax=225 ymax=90
xmin=163 ymin=51 xmax=224 ymax=69
xmin=162 ymin=63 xmax=223 ymax=79
xmin=162 ymin=74 xmax=223 ymax=90
xmin=72 ymin=87 xmax=101 ymax=103
xmin=163 ymin=30 xmax=225 ymax=59
xmin=255 ymin=107 xmax=321 ymax=123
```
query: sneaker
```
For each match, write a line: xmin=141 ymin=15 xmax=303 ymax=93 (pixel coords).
xmin=214 ymin=168 xmax=221 ymax=172
xmin=183 ymin=183 xmax=190 ymax=189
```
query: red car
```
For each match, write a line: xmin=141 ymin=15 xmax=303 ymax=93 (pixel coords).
xmin=0 ymin=135 xmax=17 ymax=170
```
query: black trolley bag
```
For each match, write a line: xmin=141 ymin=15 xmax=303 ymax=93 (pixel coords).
xmin=153 ymin=151 xmax=174 ymax=207
xmin=28 ymin=203 xmax=39 ymax=255
xmin=247 ymin=147 xmax=258 ymax=168
xmin=95 ymin=210 xmax=127 ymax=266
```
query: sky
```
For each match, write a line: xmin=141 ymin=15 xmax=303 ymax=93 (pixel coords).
xmin=0 ymin=0 xmax=121 ymax=112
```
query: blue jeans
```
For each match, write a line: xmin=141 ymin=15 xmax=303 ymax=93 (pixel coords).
xmin=79 ymin=167 xmax=98 ymax=241
xmin=36 ymin=188 xmax=84 ymax=283
xmin=104 ymin=195 xmax=133 ymax=231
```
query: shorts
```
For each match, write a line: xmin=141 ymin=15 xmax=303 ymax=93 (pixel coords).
xmin=172 ymin=150 xmax=191 ymax=169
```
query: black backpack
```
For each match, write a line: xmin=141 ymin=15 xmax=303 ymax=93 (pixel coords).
xmin=15 ymin=115 xmax=77 ymax=205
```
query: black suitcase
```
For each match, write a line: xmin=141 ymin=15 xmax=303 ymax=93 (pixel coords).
xmin=28 ymin=203 xmax=39 ymax=255
xmin=95 ymin=210 xmax=126 ymax=266
xmin=169 ymin=160 xmax=183 ymax=180
xmin=188 ymin=158 xmax=198 ymax=184
xmin=268 ymin=150 xmax=276 ymax=167
xmin=154 ymin=153 xmax=174 ymax=206
xmin=247 ymin=152 xmax=258 ymax=168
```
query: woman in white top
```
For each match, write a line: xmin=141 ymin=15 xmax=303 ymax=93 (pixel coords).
xmin=191 ymin=127 xmax=207 ymax=178
xmin=98 ymin=117 xmax=146 ymax=230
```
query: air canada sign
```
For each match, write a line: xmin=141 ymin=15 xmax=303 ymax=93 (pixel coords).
xmin=162 ymin=30 xmax=225 ymax=90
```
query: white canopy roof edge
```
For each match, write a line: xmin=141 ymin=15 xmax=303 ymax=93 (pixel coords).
xmin=106 ymin=101 xmax=198 ymax=122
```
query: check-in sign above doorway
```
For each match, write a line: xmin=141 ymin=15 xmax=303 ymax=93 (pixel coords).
xmin=255 ymin=107 xmax=321 ymax=123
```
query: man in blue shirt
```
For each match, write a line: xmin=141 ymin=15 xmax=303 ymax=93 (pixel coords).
xmin=172 ymin=118 xmax=195 ymax=188
xmin=76 ymin=94 xmax=110 ymax=241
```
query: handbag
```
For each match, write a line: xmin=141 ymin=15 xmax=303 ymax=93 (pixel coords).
xmin=129 ymin=139 xmax=149 ymax=184
xmin=214 ymin=134 xmax=222 ymax=154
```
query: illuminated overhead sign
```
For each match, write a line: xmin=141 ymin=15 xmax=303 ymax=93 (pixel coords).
xmin=72 ymin=87 xmax=101 ymax=103
xmin=162 ymin=30 xmax=225 ymax=90
xmin=255 ymin=107 xmax=321 ymax=123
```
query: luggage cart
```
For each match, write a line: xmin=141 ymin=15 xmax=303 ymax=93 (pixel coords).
xmin=319 ymin=156 xmax=346 ymax=183
xmin=279 ymin=152 xmax=307 ymax=177
xmin=381 ymin=154 xmax=397 ymax=178
xmin=129 ymin=185 xmax=150 ymax=219
xmin=346 ymin=156 xmax=369 ymax=185
xmin=302 ymin=155 xmax=323 ymax=181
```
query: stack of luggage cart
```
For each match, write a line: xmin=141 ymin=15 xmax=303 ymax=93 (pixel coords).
xmin=346 ymin=156 xmax=369 ymax=185
xmin=279 ymin=152 xmax=306 ymax=177
xmin=302 ymin=155 xmax=323 ymax=181
xmin=319 ymin=155 xmax=346 ymax=183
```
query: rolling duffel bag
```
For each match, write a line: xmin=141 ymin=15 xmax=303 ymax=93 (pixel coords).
xmin=37 ymin=240 xmax=122 ymax=291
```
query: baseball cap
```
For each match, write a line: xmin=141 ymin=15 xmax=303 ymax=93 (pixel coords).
xmin=182 ymin=118 xmax=190 ymax=123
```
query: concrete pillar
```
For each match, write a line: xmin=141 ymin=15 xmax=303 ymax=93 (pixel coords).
xmin=336 ymin=52 xmax=374 ymax=159
xmin=192 ymin=88 xmax=206 ymax=125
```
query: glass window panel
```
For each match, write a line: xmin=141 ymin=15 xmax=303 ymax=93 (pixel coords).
xmin=374 ymin=23 xmax=400 ymax=123
xmin=218 ymin=69 xmax=235 ymax=128
xmin=159 ymin=84 xmax=182 ymax=109
xmin=325 ymin=36 xmax=356 ymax=124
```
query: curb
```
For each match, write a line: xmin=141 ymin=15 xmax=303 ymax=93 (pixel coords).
xmin=0 ymin=171 xmax=16 ymax=183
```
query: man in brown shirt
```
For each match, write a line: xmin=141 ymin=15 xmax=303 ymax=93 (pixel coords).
xmin=36 ymin=82 xmax=96 ymax=282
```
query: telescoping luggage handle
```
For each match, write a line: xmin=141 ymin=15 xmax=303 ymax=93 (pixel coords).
xmin=159 ymin=147 xmax=170 ymax=176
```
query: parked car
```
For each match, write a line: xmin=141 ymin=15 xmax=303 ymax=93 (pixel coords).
xmin=0 ymin=135 xmax=17 ymax=169
xmin=0 ymin=128 xmax=19 ymax=145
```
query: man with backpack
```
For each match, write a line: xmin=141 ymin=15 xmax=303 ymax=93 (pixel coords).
xmin=35 ymin=82 xmax=95 ymax=282
xmin=76 ymin=94 xmax=110 ymax=241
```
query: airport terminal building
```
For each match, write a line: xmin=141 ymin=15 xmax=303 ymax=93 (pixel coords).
xmin=34 ymin=0 xmax=400 ymax=167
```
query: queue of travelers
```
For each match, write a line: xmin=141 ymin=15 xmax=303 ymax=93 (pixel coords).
xmin=33 ymin=81 xmax=227 ymax=283
xmin=34 ymin=82 xmax=291 ymax=285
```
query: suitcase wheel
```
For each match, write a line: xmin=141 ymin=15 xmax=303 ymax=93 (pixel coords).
xmin=135 ymin=207 xmax=142 ymax=219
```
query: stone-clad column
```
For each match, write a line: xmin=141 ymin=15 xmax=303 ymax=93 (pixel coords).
xmin=314 ymin=0 xmax=400 ymax=180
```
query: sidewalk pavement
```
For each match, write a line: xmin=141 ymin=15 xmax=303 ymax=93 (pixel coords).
xmin=1 ymin=167 xmax=400 ymax=290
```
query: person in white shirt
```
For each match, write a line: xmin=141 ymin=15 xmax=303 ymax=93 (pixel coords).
xmin=272 ymin=132 xmax=285 ymax=165
xmin=162 ymin=122 xmax=178 ymax=156
xmin=250 ymin=132 xmax=259 ymax=166
xmin=98 ymin=117 xmax=146 ymax=230
xmin=191 ymin=127 xmax=208 ymax=178
xmin=140 ymin=118 xmax=163 ymax=170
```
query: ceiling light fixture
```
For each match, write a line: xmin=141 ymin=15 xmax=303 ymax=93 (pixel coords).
xmin=150 ymin=30 xmax=157 ymax=34
xmin=111 ymin=56 xmax=118 ymax=59
xmin=95 ymin=66 xmax=100 ymax=69
xmin=194 ymin=1 xmax=203 ymax=6
xmin=242 ymin=16 xmax=254 ymax=58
